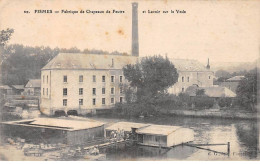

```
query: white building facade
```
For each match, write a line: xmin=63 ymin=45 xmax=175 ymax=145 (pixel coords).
xmin=40 ymin=53 xmax=137 ymax=116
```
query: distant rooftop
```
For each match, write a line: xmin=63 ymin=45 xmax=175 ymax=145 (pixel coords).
xmin=0 ymin=85 xmax=11 ymax=90
xmin=226 ymin=76 xmax=245 ymax=81
xmin=11 ymin=85 xmax=25 ymax=90
xmin=169 ymin=58 xmax=211 ymax=72
xmin=1 ymin=117 xmax=105 ymax=131
xmin=42 ymin=53 xmax=138 ymax=70
xmin=25 ymin=79 xmax=41 ymax=88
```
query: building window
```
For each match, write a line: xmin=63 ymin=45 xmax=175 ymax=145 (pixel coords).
xmin=47 ymin=88 xmax=48 ymax=96
xmin=43 ymin=75 xmax=45 ymax=83
xmin=79 ymin=88 xmax=83 ymax=95
xmin=79 ymin=75 xmax=83 ymax=82
xmin=63 ymin=75 xmax=67 ymax=83
xmin=182 ymin=77 xmax=184 ymax=82
xmin=93 ymin=75 xmax=96 ymax=82
xmin=102 ymin=76 xmax=106 ymax=82
xmin=120 ymin=97 xmax=123 ymax=103
xmin=182 ymin=87 xmax=184 ymax=92
xmin=93 ymin=88 xmax=96 ymax=95
xmin=111 ymin=76 xmax=114 ymax=83
xmin=63 ymin=99 xmax=67 ymax=106
xmin=102 ymin=88 xmax=105 ymax=94
xmin=120 ymin=87 xmax=123 ymax=94
xmin=187 ymin=77 xmax=189 ymax=82
xmin=92 ymin=98 xmax=96 ymax=105
xmin=102 ymin=98 xmax=106 ymax=105
xmin=79 ymin=99 xmax=83 ymax=105
xmin=63 ymin=88 xmax=67 ymax=96
xmin=111 ymin=88 xmax=114 ymax=95
xmin=120 ymin=76 xmax=123 ymax=83
xmin=111 ymin=98 xmax=114 ymax=104
xmin=209 ymin=76 xmax=211 ymax=79
xmin=43 ymin=88 xmax=45 ymax=95
xmin=47 ymin=75 xmax=48 ymax=84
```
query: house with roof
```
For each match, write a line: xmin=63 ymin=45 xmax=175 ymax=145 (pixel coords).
xmin=185 ymin=85 xmax=236 ymax=98
xmin=218 ymin=75 xmax=244 ymax=93
xmin=24 ymin=79 xmax=41 ymax=96
xmin=0 ymin=85 xmax=13 ymax=96
xmin=10 ymin=85 xmax=25 ymax=95
xmin=168 ymin=58 xmax=214 ymax=94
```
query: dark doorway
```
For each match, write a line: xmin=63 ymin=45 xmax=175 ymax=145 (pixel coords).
xmin=54 ymin=110 xmax=66 ymax=117
xmin=67 ymin=110 xmax=78 ymax=116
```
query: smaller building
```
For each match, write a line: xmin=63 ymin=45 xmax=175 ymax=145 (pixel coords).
xmin=136 ymin=125 xmax=194 ymax=147
xmin=1 ymin=117 xmax=105 ymax=145
xmin=186 ymin=85 xmax=236 ymax=98
xmin=105 ymin=122 xmax=194 ymax=147
xmin=24 ymin=79 xmax=41 ymax=96
xmin=0 ymin=85 xmax=13 ymax=95
xmin=10 ymin=85 xmax=25 ymax=95
xmin=218 ymin=76 xmax=244 ymax=93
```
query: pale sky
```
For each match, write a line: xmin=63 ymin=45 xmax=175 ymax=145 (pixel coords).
xmin=0 ymin=0 xmax=259 ymax=63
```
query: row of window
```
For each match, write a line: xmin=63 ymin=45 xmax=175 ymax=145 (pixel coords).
xmin=42 ymin=75 xmax=49 ymax=84
xmin=63 ymin=87 xmax=123 ymax=96
xmin=63 ymin=75 xmax=123 ymax=83
xmin=43 ymin=87 xmax=124 ymax=96
xmin=62 ymin=97 xmax=123 ymax=106
xmin=180 ymin=76 xmax=211 ymax=82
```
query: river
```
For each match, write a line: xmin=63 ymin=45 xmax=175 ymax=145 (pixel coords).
xmin=92 ymin=115 xmax=259 ymax=160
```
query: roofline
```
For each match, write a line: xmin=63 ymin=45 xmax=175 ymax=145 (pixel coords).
xmin=178 ymin=70 xmax=214 ymax=73
xmin=0 ymin=120 xmax=105 ymax=131
xmin=41 ymin=68 xmax=125 ymax=71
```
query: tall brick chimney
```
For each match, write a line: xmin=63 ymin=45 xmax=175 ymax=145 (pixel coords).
xmin=132 ymin=2 xmax=139 ymax=57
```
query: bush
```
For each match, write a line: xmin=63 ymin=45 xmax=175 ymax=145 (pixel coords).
xmin=192 ymin=96 xmax=214 ymax=109
xmin=218 ymin=97 xmax=232 ymax=108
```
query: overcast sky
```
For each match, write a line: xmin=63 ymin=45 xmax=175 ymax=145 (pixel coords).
xmin=0 ymin=0 xmax=259 ymax=63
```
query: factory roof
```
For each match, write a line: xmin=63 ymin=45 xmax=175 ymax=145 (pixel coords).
xmin=42 ymin=53 xmax=138 ymax=70
xmin=1 ymin=117 xmax=105 ymax=131
xmin=105 ymin=122 xmax=149 ymax=132
xmin=136 ymin=125 xmax=182 ymax=136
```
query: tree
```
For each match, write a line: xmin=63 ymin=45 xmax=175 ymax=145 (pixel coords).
xmin=196 ymin=89 xmax=206 ymax=96
xmin=0 ymin=28 xmax=14 ymax=47
xmin=123 ymin=55 xmax=179 ymax=101
xmin=236 ymin=71 xmax=257 ymax=111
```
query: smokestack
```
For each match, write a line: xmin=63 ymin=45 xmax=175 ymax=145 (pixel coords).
xmin=132 ymin=2 xmax=139 ymax=57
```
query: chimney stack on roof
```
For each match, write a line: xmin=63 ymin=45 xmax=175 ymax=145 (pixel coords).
xmin=132 ymin=2 xmax=139 ymax=57
xmin=206 ymin=58 xmax=210 ymax=69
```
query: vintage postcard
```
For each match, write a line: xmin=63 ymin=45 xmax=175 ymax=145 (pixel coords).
xmin=0 ymin=0 xmax=259 ymax=161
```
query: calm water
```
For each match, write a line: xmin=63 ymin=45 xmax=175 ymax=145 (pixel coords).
xmin=92 ymin=115 xmax=259 ymax=161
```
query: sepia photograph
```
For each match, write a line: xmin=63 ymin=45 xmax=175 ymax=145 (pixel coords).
xmin=0 ymin=0 xmax=259 ymax=161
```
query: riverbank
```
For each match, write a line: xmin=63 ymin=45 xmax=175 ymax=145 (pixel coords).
xmin=160 ymin=109 xmax=258 ymax=120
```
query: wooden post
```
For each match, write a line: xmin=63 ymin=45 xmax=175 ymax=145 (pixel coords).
xmin=227 ymin=142 xmax=230 ymax=156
